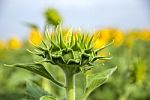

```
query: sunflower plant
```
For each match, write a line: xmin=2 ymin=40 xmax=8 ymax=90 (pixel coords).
xmin=4 ymin=26 xmax=116 ymax=100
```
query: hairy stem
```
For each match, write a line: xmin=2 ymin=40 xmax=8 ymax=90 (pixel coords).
xmin=66 ymin=73 xmax=75 ymax=100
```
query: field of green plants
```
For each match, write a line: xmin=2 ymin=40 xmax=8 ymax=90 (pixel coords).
xmin=0 ymin=8 xmax=150 ymax=100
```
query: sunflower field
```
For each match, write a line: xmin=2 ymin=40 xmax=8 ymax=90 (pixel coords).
xmin=0 ymin=7 xmax=150 ymax=100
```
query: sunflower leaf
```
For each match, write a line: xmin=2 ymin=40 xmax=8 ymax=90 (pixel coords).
xmin=82 ymin=67 xmax=117 ymax=99
xmin=4 ymin=63 xmax=65 ymax=88
xmin=25 ymin=81 xmax=56 ymax=100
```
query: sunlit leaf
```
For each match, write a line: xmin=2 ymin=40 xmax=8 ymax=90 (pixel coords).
xmin=82 ymin=67 xmax=117 ymax=99
xmin=4 ymin=63 xmax=65 ymax=88
xmin=25 ymin=81 xmax=55 ymax=100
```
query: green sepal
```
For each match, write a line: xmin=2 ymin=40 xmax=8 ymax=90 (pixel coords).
xmin=80 ymin=34 xmax=85 ymax=49
xmin=83 ymin=34 xmax=89 ymax=49
xmin=52 ymin=56 xmax=66 ymax=64
xmin=91 ymin=56 xmax=112 ymax=62
xmin=71 ymin=41 xmax=81 ymax=51
xmin=51 ymin=41 xmax=60 ymax=52
xmin=44 ymin=26 xmax=51 ymax=41
xmin=84 ymin=48 xmax=93 ymax=54
xmin=27 ymin=49 xmax=45 ymax=58
xmin=59 ymin=27 xmax=66 ymax=49
xmin=42 ymin=40 xmax=49 ymax=49
xmin=62 ymin=49 xmax=74 ymax=62
xmin=81 ymin=53 xmax=90 ymax=65
xmin=70 ymin=32 xmax=74 ymax=47
xmin=94 ymin=41 xmax=114 ymax=54
xmin=87 ymin=35 xmax=94 ymax=48
xmin=34 ymin=45 xmax=48 ymax=52
xmin=67 ymin=59 xmax=80 ymax=65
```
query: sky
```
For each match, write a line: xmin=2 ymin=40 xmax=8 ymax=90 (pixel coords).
xmin=0 ymin=0 xmax=150 ymax=40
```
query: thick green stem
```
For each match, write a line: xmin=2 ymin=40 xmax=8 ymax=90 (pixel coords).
xmin=82 ymin=94 xmax=87 ymax=100
xmin=66 ymin=73 xmax=75 ymax=100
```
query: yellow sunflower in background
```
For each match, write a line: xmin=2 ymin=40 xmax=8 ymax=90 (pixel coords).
xmin=125 ymin=31 xmax=138 ymax=48
xmin=93 ymin=28 xmax=112 ymax=56
xmin=0 ymin=40 xmax=5 ymax=49
xmin=93 ymin=28 xmax=111 ymax=49
xmin=7 ymin=37 xmax=21 ymax=49
xmin=139 ymin=29 xmax=150 ymax=41
xmin=28 ymin=28 xmax=42 ymax=45
xmin=93 ymin=28 xmax=124 ymax=48
xmin=111 ymin=29 xmax=124 ymax=47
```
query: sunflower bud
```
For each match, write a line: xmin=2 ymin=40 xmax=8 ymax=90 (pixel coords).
xmin=31 ymin=26 xmax=111 ymax=74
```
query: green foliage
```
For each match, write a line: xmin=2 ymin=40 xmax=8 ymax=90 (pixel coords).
xmin=25 ymin=81 xmax=56 ymax=100
xmin=83 ymin=67 xmax=117 ymax=99
xmin=1 ymin=36 xmax=150 ymax=100
xmin=40 ymin=96 xmax=56 ymax=100
xmin=88 ymin=40 xmax=150 ymax=100
xmin=2 ymin=26 xmax=116 ymax=100
xmin=4 ymin=63 xmax=65 ymax=88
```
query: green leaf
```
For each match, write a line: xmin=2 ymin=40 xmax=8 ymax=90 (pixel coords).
xmin=26 ymin=81 xmax=48 ymax=99
xmin=4 ymin=63 xmax=65 ymax=88
xmin=40 ymin=96 xmax=56 ymax=100
xmin=83 ymin=67 xmax=117 ymax=99
xmin=26 ymin=81 xmax=56 ymax=100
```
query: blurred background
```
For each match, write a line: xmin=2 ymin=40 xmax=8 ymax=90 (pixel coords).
xmin=1 ymin=0 xmax=150 ymax=39
xmin=0 ymin=0 xmax=150 ymax=100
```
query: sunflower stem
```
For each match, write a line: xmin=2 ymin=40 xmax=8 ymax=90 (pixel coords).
xmin=66 ymin=73 xmax=75 ymax=100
